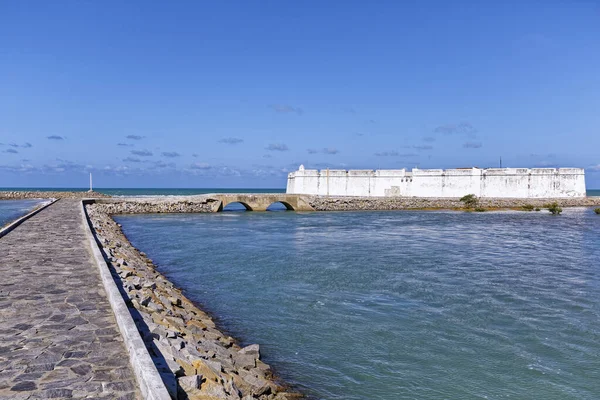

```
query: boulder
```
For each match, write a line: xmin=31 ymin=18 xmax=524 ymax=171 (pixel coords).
xmin=239 ymin=344 xmax=260 ymax=357
xmin=178 ymin=374 xmax=202 ymax=390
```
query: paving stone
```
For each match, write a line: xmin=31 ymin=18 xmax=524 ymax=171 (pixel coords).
xmin=10 ymin=381 xmax=37 ymax=391
xmin=39 ymin=388 xmax=73 ymax=398
xmin=0 ymin=200 xmax=140 ymax=399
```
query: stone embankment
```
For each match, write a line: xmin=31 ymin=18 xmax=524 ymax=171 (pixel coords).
xmin=0 ymin=191 xmax=110 ymax=200
xmin=306 ymin=196 xmax=600 ymax=211
xmin=93 ymin=199 xmax=218 ymax=214
xmin=86 ymin=203 xmax=301 ymax=400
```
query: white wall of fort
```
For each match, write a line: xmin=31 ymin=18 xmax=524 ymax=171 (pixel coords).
xmin=286 ymin=166 xmax=586 ymax=198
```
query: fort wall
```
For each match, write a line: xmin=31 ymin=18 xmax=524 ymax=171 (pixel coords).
xmin=286 ymin=166 xmax=586 ymax=198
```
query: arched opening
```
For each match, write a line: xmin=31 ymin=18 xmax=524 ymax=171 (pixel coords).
xmin=266 ymin=201 xmax=294 ymax=211
xmin=222 ymin=201 xmax=253 ymax=212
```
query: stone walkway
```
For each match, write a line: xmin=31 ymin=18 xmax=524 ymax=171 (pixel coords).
xmin=0 ymin=200 xmax=139 ymax=399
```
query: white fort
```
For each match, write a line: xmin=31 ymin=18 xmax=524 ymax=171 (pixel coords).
xmin=286 ymin=166 xmax=586 ymax=198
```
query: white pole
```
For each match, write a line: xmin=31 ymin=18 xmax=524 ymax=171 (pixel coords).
xmin=89 ymin=173 xmax=93 ymax=192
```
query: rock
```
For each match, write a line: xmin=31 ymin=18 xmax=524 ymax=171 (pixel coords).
xmin=178 ymin=374 xmax=202 ymax=390
xmin=166 ymin=358 xmax=185 ymax=376
xmin=233 ymin=353 xmax=256 ymax=370
xmin=239 ymin=344 xmax=260 ymax=357
xmin=255 ymin=360 xmax=271 ymax=372
xmin=168 ymin=337 xmax=185 ymax=350
xmin=168 ymin=296 xmax=182 ymax=307
xmin=200 ymin=382 xmax=230 ymax=399
xmin=239 ymin=370 xmax=270 ymax=391
xmin=199 ymin=359 xmax=223 ymax=375
xmin=224 ymin=377 xmax=242 ymax=399
xmin=165 ymin=329 xmax=178 ymax=339
xmin=140 ymin=295 xmax=151 ymax=307
xmin=192 ymin=359 xmax=222 ymax=385
xmin=147 ymin=301 xmax=163 ymax=312
xmin=159 ymin=295 xmax=172 ymax=308
xmin=130 ymin=276 xmax=142 ymax=289
xmin=150 ymin=325 xmax=168 ymax=340
xmin=175 ymin=358 xmax=196 ymax=376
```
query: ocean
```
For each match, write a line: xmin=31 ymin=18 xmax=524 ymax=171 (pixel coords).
xmin=0 ymin=199 xmax=45 ymax=227
xmin=0 ymin=188 xmax=285 ymax=196
xmin=1 ymin=187 xmax=598 ymax=197
xmin=116 ymin=207 xmax=600 ymax=400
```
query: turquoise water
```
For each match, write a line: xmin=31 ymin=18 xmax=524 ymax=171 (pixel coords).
xmin=0 ymin=188 xmax=285 ymax=196
xmin=117 ymin=208 xmax=600 ymax=400
xmin=0 ymin=200 xmax=44 ymax=227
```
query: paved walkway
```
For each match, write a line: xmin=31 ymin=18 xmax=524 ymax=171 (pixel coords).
xmin=0 ymin=200 xmax=139 ymax=400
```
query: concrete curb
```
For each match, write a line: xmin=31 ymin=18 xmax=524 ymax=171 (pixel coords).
xmin=80 ymin=199 xmax=172 ymax=400
xmin=0 ymin=198 xmax=57 ymax=238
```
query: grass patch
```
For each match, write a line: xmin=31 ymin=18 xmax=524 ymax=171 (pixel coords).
xmin=521 ymin=204 xmax=534 ymax=211
xmin=460 ymin=194 xmax=478 ymax=209
xmin=595 ymin=208 xmax=600 ymax=215
xmin=545 ymin=202 xmax=563 ymax=215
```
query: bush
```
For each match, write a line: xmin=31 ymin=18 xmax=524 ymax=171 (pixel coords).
xmin=521 ymin=204 xmax=534 ymax=211
xmin=595 ymin=208 xmax=600 ymax=215
xmin=546 ymin=202 xmax=562 ymax=215
xmin=460 ymin=194 xmax=478 ymax=209
xmin=535 ymin=208 xmax=541 ymax=212
xmin=474 ymin=207 xmax=487 ymax=212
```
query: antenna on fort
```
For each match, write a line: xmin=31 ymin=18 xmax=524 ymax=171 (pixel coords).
xmin=500 ymin=157 xmax=502 ymax=168
xmin=88 ymin=172 xmax=93 ymax=192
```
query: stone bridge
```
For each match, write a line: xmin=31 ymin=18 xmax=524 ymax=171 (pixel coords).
xmin=209 ymin=194 xmax=314 ymax=212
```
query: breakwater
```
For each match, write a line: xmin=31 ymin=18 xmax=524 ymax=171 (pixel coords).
xmin=86 ymin=202 xmax=302 ymax=400
xmin=306 ymin=195 xmax=600 ymax=211
xmin=4 ymin=191 xmax=600 ymax=212
xmin=94 ymin=195 xmax=600 ymax=214
xmin=0 ymin=190 xmax=110 ymax=200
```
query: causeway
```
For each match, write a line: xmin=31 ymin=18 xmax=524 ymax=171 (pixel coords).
xmin=0 ymin=200 xmax=139 ymax=399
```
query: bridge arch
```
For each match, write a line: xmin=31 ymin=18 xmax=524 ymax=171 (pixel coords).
xmin=221 ymin=201 xmax=253 ymax=211
xmin=266 ymin=201 xmax=295 ymax=211
xmin=211 ymin=194 xmax=313 ymax=212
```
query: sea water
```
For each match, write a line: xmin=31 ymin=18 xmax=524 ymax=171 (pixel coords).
xmin=0 ymin=188 xmax=285 ymax=196
xmin=0 ymin=199 xmax=44 ymax=227
xmin=116 ymin=208 xmax=600 ymax=399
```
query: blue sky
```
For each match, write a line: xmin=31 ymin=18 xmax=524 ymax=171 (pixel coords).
xmin=1 ymin=1 xmax=599 ymax=188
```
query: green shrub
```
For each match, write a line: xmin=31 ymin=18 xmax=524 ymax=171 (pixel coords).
xmin=594 ymin=208 xmax=600 ymax=215
xmin=535 ymin=207 xmax=541 ymax=212
xmin=474 ymin=207 xmax=487 ymax=212
xmin=460 ymin=194 xmax=478 ymax=209
xmin=546 ymin=202 xmax=562 ymax=215
xmin=521 ymin=204 xmax=534 ymax=211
